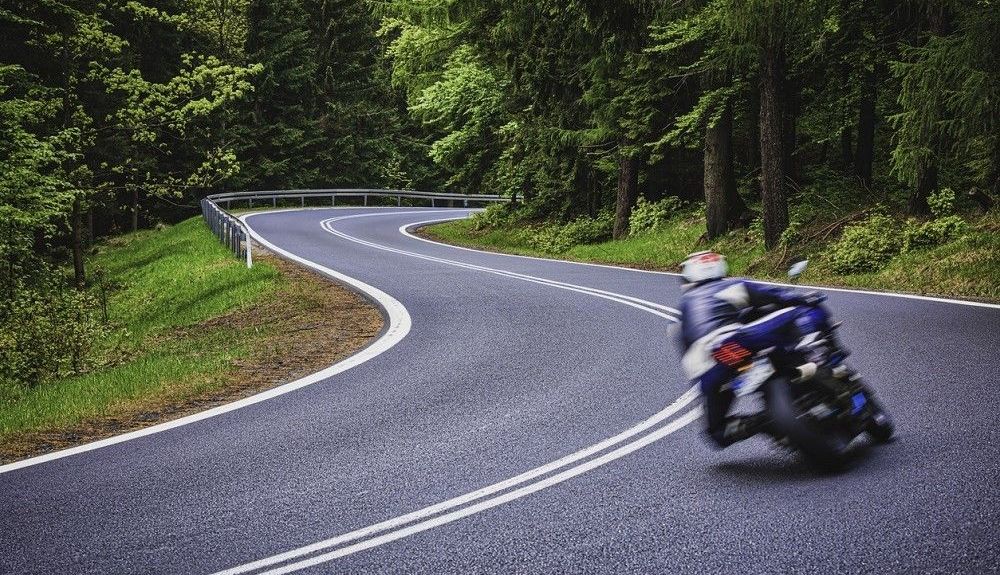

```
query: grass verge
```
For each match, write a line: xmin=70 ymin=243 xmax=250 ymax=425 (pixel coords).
xmin=0 ymin=217 xmax=383 ymax=463
xmin=421 ymin=210 xmax=1000 ymax=302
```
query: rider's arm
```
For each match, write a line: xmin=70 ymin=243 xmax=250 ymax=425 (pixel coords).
xmin=744 ymin=281 xmax=822 ymax=308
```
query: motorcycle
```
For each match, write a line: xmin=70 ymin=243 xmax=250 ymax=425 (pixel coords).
xmin=728 ymin=261 xmax=894 ymax=469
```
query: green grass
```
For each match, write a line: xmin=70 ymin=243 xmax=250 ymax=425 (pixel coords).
xmin=424 ymin=211 xmax=1000 ymax=302
xmin=95 ymin=218 xmax=279 ymax=342
xmin=0 ymin=218 xmax=282 ymax=440
xmin=425 ymin=213 xmax=753 ymax=270
xmin=0 ymin=334 xmax=241 ymax=435
xmin=808 ymin=218 xmax=1000 ymax=300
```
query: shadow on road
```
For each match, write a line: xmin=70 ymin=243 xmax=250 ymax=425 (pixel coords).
xmin=706 ymin=438 xmax=890 ymax=485
xmin=709 ymin=456 xmax=820 ymax=484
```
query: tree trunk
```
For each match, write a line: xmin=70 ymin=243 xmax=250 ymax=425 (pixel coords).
xmin=62 ymin=31 xmax=85 ymax=289
xmin=855 ymin=0 xmax=884 ymax=190
xmin=758 ymin=41 xmax=789 ymax=249
xmin=909 ymin=163 xmax=937 ymax=214
xmin=131 ymin=187 xmax=139 ymax=232
xmin=613 ymin=152 xmax=640 ymax=239
xmin=926 ymin=2 xmax=952 ymax=35
xmin=839 ymin=30 xmax=853 ymax=169
xmin=855 ymin=64 xmax=876 ymax=188
xmin=72 ymin=195 xmax=85 ymax=289
xmin=748 ymin=85 xmax=761 ymax=179
xmin=907 ymin=3 xmax=951 ymax=214
xmin=704 ymin=102 xmax=746 ymax=239
xmin=841 ymin=125 xmax=853 ymax=168
xmin=782 ymin=77 xmax=798 ymax=186
xmin=218 ymin=0 xmax=228 ymax=55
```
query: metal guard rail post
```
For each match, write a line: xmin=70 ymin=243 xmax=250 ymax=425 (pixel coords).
xmin=200 ymin=189 xmax=509 ymax=268
xmin=201 ymin=197 xmax=253 ymax=268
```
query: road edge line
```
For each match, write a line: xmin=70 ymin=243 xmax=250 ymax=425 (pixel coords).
xmin=215 ymin=389 xmax=700 ymax=575
xmin=0 ymin=214 xmax=412 ymax=476
xmin=210 ymin=211 xmax=698 ymax=575
xmin=402 ymin=215 xmax=1000 ymax=310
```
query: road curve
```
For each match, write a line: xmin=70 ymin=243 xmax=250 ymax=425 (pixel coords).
xmin=2 ymin=207 xmax=999 ymax=574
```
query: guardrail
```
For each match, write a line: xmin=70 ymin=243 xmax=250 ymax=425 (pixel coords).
xmin=200 ymin=189 xmax=509 ymax=268
xmin=201 ymin=197 xmax=253 ymax=267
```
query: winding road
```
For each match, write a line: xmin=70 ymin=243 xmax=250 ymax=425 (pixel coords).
xmin=3 ymin=207 xmax=999 ymax=574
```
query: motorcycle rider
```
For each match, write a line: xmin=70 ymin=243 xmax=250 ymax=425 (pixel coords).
xmin=677 ymin=250 xmax=872 ymax=449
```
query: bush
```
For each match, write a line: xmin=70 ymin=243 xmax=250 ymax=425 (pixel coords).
xmin=927 ymin=187 xmax=957 ymax=218
xmin=900 ymin=189 xmax=966 ymax=251
xmin=628 ymin=196 xmax=684 ymax=236
xmin=527 ymin=212 xmax=614 ymax=254
xmin=526 ymin=225 xmax=570 ymax=254
xmin=564 ymin=211 xmax=614 ymax=244
xmin=902 ymin=215 xmax=967 ymax=252
xmin=0 ymin=282 xmax=107 ymax=390
xmin=826 ymin=205 xmax=969 ymax=274
xmin=779 ymin=219 xmax=804 ymax=247
xmin=826 ymin=213 xmax=904 ymax=274
xmin=470 ymin=202 xmax=519 ymax=231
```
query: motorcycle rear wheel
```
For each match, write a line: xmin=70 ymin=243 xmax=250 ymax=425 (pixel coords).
xmin=765 ymin=377 xmax=851 ymax=470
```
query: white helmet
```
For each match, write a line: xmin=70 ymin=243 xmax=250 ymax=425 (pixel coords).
xmin=681 ymin=251 xmax=728 ymax=283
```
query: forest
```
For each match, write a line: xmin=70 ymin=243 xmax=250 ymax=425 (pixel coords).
xmin=2 ymin=0 xmax=998 ymax=394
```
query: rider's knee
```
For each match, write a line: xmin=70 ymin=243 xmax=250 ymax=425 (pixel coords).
xmin=698 ymin=363 xmax=734 ymax=396
xmin=794 ymin=305 xmax=830 ymax=335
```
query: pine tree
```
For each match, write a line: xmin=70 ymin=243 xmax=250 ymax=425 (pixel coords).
xmin=242 ymin=0 xmax=319 ymax=189
xmin=307 ymin=0 xmax=405 ymax=187
xmin=647 ymin=2 xmax=751 ymax=240
xmin=891 ymin=1 xmax=998 ymax=213
xmin=715 ymin=0 xmax=833 ymax=248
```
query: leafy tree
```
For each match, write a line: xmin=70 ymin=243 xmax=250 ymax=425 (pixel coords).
xmin=0 ymin=65 xmax=75 ymax=298
xmin=1 ymin=0 xmax=260 ymax=387
xmin=185 ymin=0 xmax=251 ymax=60
xmin=409 ymin=45 xmax=506 ymax=191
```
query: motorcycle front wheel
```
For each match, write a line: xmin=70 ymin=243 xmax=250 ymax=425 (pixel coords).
xmin=764 ymin=376 xmax=851 ymax=470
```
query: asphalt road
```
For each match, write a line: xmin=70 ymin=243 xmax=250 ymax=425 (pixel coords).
xmin=3 ymin=207 xmax=999 ymax=575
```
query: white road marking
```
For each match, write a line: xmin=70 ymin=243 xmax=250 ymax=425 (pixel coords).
xmin=213 ymin=210 xmax=699 ymax=574
xmin=0 ymin=213 xmax=412 ymax=475
xmin=215 ymin=391 xmax=700 ymax=575
xmin=318 ymin=213 xmax=681 ymax=320
xmin=399 ymin=217 xmax=683 ymax=314
xmin=402 ymin=213 xmax=1000 ymax=310
xmin=251 ymin=409 xmax=702 ymax=575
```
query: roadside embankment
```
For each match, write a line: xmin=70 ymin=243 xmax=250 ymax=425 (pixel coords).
xmin=0 ymin=217 xmax=383 ymax=463
xmin=420 ymin=209 xmax=999 ymax=302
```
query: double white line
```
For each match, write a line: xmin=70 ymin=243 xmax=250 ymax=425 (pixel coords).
xmin=216 ymin=211 xmax=701 ymax=575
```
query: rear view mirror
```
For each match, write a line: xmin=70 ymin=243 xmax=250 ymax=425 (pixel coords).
xmin=788 ymin=260 xmax=808 ymax=279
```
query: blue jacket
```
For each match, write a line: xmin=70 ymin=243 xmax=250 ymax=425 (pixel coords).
xmin=679 ymin=278 xmax=809 ymax=348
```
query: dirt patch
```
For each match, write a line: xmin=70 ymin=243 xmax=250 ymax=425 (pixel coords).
xmin=0 ymin=253 xmax=384 ymax=463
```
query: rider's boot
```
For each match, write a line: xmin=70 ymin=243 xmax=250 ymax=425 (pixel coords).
xmin=719 ymin=413 xmax=771 ymax=447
